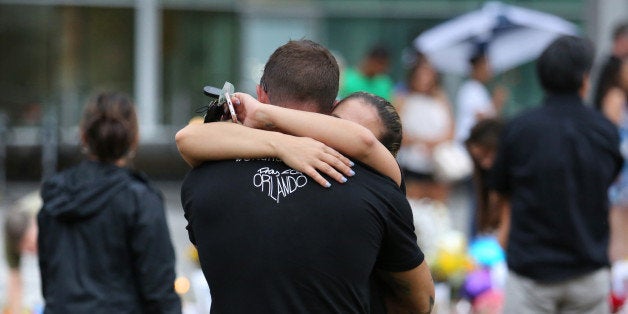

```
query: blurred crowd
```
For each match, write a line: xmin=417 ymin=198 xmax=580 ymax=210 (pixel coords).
xmin=336 ymin=23 xmax=628 ymax=313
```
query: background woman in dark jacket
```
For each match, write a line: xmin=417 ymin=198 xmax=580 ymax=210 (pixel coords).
xmin=37 ymin=92 xmax=181 ymax=313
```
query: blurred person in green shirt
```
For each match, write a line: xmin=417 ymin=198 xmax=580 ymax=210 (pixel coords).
xmin=339 ymin=44 xmax=394 ymax=101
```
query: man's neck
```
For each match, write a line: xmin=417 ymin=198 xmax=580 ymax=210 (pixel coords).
xmin=277 ymin=100 xmax=329 ymax=115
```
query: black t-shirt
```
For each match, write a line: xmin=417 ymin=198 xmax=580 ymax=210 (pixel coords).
xmin=489 ymin=93 xmax=623 ymax=282
xmin=181 ymin=158 xmax=422 ymax=313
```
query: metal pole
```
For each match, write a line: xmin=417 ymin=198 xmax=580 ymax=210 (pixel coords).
xmin=135 ymin=0 xmax=161 ymax=139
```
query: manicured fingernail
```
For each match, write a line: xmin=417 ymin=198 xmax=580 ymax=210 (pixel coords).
xmin=348 ymin=170 xmax=355 ymax=176
xmin=233 ymin=98 xmax=240 ymax=105
xmin=325 ymin=182 xmax=331 ymax=188
xmin=349 ymin=160 xmax=355 ymax=167
xmin=341 ymin=176 xmax=348 ymax=183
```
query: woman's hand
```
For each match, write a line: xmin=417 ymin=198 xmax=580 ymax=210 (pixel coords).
xmin=231 ymin=91 xmax=401 ymax=185
xmin=231 ymin=93 xmax=268 ymax=129
xmin=274 ymin=135 xmax=355 ymax=188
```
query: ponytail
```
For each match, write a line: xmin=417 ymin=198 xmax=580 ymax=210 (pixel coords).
xmin=80 ymin=92 xmax=138 ymax=163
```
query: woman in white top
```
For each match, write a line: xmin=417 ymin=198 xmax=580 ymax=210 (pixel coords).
xmin=396 ymin=54 xmax=455 ymax=202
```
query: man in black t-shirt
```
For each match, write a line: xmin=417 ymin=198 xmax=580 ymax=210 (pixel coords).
xmin=179 ymin=40 xmax=433 ymax=313
xmin=182 ymin=159 xmax=421 ymax=313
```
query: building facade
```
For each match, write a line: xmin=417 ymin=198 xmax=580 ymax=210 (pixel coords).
xmin=2 ymin=0 xmax=624 ymax=179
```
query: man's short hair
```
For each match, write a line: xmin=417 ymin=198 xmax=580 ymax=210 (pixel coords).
xmin=260 ymin=40 xmax=339 ymax=114
xmin=536 ymin=35 xmax=594 ymax=94
xmin=366 ymin=45 xmax=390 ymax=61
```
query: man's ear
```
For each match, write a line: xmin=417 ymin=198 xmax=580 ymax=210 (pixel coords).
xmin=256 ymin=84 xmax=270 ymax=104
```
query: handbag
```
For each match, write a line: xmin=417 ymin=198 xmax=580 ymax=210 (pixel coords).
xmin=432 ymin=141 xmax=473 ymax=182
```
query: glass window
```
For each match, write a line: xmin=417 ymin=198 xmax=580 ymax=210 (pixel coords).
xmin=0 ymin=5 xmax=134 ymax=130
xmin=162 ymin=9 xmax=240 ymax=127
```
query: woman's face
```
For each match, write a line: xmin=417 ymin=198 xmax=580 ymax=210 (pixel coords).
xmin=332 ymin=98 xmax=384 ymax=140
xmin=468 ymin=143 xmax=496 ymax=170
xmin=410 ymin=62 xmax=437 ymax=93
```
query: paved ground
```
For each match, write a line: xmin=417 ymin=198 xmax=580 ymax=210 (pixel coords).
xmin=0 ymin=180 xmax=472 ymax=313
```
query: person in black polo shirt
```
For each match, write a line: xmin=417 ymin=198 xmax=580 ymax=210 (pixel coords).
xmin=179 ymin=40 xmax=434 ymax=313
xmin=489 ymin=35 xmax=623 ymax=313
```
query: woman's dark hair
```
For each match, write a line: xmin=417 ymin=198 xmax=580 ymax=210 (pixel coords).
xmin=465 ymin=118 xmax=503 ymax=151
xmin=338 ymin=92 xmax=402 ymax=156
xmin=80 ymin=92 xmax=138 ymax=163
xmin=469 ymin=42 xmax=488 ymax=65
xmin=536 ymin=35 xmax=595 ymax=94
xmin=465 ymin=118 xmax=504 ymax=233
xmin=593 ymin=57 xmax=624 ymax=111
xmin=613 ymin=22 xmax=628 ymax=41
